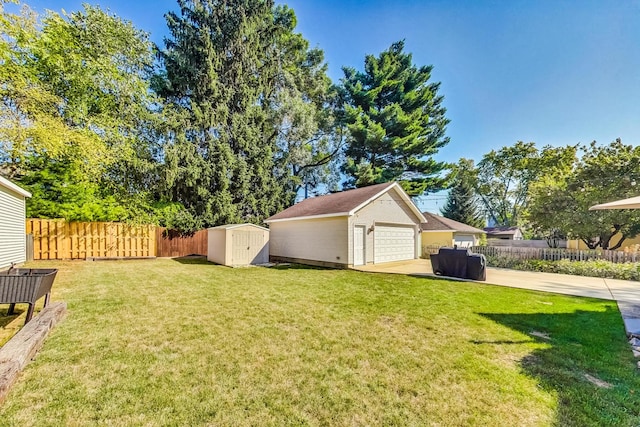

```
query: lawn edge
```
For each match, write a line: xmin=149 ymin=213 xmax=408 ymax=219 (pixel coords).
xmin=0 ymin=302 xmax=67 ymax=403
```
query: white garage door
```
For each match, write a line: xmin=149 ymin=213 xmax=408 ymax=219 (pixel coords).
xmin=374 ymin=225 xmax=415 ymax=263
xmin=454 ymin=234 xmax=475 ymax=248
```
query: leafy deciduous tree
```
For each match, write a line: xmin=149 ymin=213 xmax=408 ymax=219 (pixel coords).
xmin=0 ymin=2 xmax=161 ymax=221
xmin=528 ymin=139 xmax=640 ymax=250
xmin=268 ymin=21 xmax=343 ymax=201
xmin=472 ymin=142 xmax=576 ymax=227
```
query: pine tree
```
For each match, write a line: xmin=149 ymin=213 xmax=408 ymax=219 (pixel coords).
xmin=341 ymin=40 xmax=450 ymax=196
xmin=155 ymin=0 xmax=294 ymax=229
xmin=440 ymin=181 xmax=485 ymax=228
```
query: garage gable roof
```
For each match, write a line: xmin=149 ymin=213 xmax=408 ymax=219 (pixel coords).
xmin=483 ymin=226 xmax=521 ymax=237
xmin=0 ymin=175 xmax=31 ymax=198
xmin=265 ymin=182 xmax=425 ymax=223
xmin=421 ymin=212 xmax=485 ymax=234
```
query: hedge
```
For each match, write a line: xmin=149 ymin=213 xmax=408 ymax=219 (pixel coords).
xmin=484 ymin=256 xmax=640 ymax=281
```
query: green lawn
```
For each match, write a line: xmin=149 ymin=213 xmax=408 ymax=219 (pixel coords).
xmin=0 ymin=258 xmax=638 ymax=426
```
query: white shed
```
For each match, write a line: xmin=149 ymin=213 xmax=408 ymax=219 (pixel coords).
xmin=207 ymin=224 xmax=270 ymax=267
xmin=0 ymin=176 xmax=32 ymax=269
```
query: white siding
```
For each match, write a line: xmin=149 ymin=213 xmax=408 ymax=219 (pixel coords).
xmin=208 ymin=225 xmax=270 ymax=266
xmin=269 ymin=216 xmax=348 ymax=265
xmin=349 ymin=188 xmax=422 ymax=264
xmin=0 ymin=185 xmax=27 ymax=269
xmin=207 ymin=228 xmax=227 ymax=265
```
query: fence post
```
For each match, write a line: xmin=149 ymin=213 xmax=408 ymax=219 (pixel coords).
xmin=25 ymin=234 xmax=33 ymax=262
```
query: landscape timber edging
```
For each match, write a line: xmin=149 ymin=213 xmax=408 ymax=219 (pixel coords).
xmin=0 ymin=301 xmax=67 ymax=403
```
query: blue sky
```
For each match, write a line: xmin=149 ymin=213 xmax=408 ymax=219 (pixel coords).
xmin=23 ymin=0 xmax=640 ymax=212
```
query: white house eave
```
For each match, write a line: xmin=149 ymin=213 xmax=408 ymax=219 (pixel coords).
xmin=265 ymin=212 xmax=349 ymax=223
xmin=349 ymin=182 xmax=426 ymax=222
xmin=0 ymin=176 xmax=31 ymax=198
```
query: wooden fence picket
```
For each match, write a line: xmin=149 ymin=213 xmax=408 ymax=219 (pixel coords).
xmin=26 ymin=219 xmax=156 ymax=260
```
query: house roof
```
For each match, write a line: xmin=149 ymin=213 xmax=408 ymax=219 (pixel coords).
xmin=483 ymin=226 xmax=521 ymax=236
xmin=0 ymin=175 xmax=31 ymax=198
xmin=265 ymin=182 xmax=425 ymax=223
xmin=208 ymin=223 xmax=269 ymax=231
xmin=420 ymin=212 xmax=485 ymax=234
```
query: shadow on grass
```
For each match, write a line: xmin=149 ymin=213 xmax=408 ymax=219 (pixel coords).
xmin=171 ymin=256 xmax=209 ymax=265
xmin=478 ymin=307 xmax=640 ymax=426
xmin=0 ymin=307 xmax=22 ymax=327
xmin=168 ymin=258 xmax=330 ymax=271
xmin=268 ymin=263 xmax=331 ymax=271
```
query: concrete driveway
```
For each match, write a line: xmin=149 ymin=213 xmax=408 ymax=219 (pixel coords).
xmin=354 ymin=259 xmax=640 ymax=335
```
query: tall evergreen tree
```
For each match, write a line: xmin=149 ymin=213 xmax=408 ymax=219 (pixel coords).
xmin=156 ymin=0 xmax=316 ymax=229
xmin=341 ymin=40 xmax=450 ymax=196
xmin=440 ymin=181 xmax=485 ymax=228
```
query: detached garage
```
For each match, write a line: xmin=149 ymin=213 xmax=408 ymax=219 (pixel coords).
xmin=265 ymin=182 xmax=425 ymax=268
xmin=0 ymin=176 xmax=32 ymax=269
xmin=421 ymin=212 xmax=486 ymax=249
xmin=207 ymin=224 xmax=269 ymax=267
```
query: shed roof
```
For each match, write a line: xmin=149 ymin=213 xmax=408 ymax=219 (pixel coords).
xmin=421 ymin=212 xmax=485 ymax=234
xmin=0 ymin=175 xmax=31 ymax=198
xmin=208 ymin=223 xmax=269 ymax=231
xmin=265 ymin=182 xmax=425 ymax=223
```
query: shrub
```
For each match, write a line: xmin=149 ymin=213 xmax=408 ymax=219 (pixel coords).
xmin=485 ymin=256 xmax=640 ymax=281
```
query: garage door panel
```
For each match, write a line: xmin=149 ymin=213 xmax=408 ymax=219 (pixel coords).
xmin=374 ymin=225 xmax=415 ymax=263
xmin=454 ymin=234 xmax=474 ymax=248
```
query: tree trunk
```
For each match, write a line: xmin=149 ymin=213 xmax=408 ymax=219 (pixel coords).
xmin=582 ymin=238 xmax=598 ymax=250
xmin=609 ymin=235 xmax=626 ymax=251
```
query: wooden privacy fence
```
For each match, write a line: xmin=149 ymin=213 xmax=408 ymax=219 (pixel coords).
xmin=471 ymin=245 xmax=640 ymax=264
xmin=156 ymin=228 xmax=208 ymax=258
xmin=27 ymin=219 xmax=156 ymax=260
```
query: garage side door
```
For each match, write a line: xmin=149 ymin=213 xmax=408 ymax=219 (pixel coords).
xmin=374 ymin=225 xmax=415 ymax=263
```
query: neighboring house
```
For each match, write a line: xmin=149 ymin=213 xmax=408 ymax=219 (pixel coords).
xmin=421 ymin=213 xmax=485 ymax=248
xmin=484 ymin=226 xmax=523 ymax=240
xmin=265 ymin=182 xmax=425 ymax=268
xmin=207 ymin=224 xmax=269 ymax=267
xmin=0 ymin=176 xmax=32 ymax=269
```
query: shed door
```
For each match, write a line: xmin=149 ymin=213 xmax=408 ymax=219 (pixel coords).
xmin=247 ymin=231 xmax=265 ymax=264
xmin=231 ymin=231 xmax=250 ymax=265
xmin=374 ymin=225 xmax=415 ymax=264
xmin=353 ymin=225 xmax=365 ymax=266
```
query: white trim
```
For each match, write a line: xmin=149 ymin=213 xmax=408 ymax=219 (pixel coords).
xmin=264 ymin=212 xmax=348 ymax=223
xmin=0 ymin=176 xmax=31 ymax=198
xmin=422 ymin=229 xmax=485 ymax=234
xmin=374 ymin=221 xmax=418 ymax=228
xmin=353 ymin=224 xmax=366 ymax=266
xmin=208 ymin=223 xmax=269 ymax=231
xmin=265 ymin=182 xmax=426 ymax=224
xmin=349 ymin=183 xmax=425 ymax=222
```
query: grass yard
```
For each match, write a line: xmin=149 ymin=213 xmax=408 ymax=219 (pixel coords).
xmin=0 ymin=258 xmax=638 ymax=426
